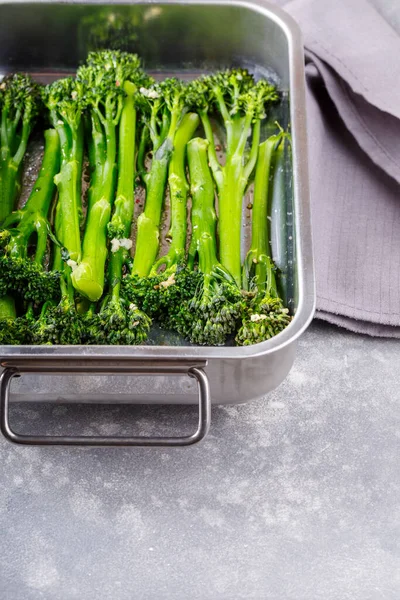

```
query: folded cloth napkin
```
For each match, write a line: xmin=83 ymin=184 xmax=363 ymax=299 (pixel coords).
xmin=274 ymin=0 xmax=400 ymax=337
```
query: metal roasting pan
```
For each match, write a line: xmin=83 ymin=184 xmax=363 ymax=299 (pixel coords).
xmin=0 ymin=0 xmax=315 ymax=446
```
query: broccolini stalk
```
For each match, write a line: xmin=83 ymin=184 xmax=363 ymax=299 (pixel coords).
xmin=150 ymin=112 xmax=199 ymax=275
xmin=0 ymin=129 xmax=60 ymax=304
xmin=236 ymin=132 xmax=292 ymax=346
xmin=0 ymin=74 xmax=41 ymax=223
xmin=32 ymin=199 xmax=83 ymax=345
xmin=131 ymin=79 xmax=189 ymax=277
xmin=190 ymin=70 xmax=278 ymax=286
xmin=71 ymin=51 xmax=147 ymax=302
xmin=124 ymin=113 xmax=201 ymax=325
xmin=91 ymin=77 xmax=151 ymax=344
xmin=38 ymin=78 xmax=86 ymax=344
xmin=175 ymin=137 xmax=243 ymax=345
xmin=43 ymin=77 xmax=85 ymax=264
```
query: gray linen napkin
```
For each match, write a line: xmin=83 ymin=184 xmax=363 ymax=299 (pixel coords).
xmin=276 ymin=0 xmax=400 ymax=336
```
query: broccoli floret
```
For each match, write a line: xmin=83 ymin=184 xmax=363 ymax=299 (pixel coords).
xmin=235 ymin=291 xmax=291 ymax=346
xmin=0 ymin=256 xmax=60 ymax=304
xmin=87 ymin=297 xmax=151 ymax=345
xmin=124 ymin=267 xmax=201 ymax=330
xmin=32 ymin=283 xmax=84 ymax=345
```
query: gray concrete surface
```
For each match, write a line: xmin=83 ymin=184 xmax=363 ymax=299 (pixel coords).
xmin=0 ymin=321 xmax=399 ymax=600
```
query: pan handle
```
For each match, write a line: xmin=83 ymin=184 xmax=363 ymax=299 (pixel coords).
xmin=0 ymin=366 xmax=211 ymax=447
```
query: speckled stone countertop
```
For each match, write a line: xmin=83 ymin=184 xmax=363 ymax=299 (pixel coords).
xmin=1 ymin=321 xmax=399 ymax=600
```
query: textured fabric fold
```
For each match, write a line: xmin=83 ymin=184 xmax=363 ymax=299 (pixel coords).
xmin=274 ymin=0 xmax=400 ymax=336
xmin=317 ymin=311 xmax=400 ymax=338
xmin=305 ymin=63 xmax=400 ymax=334
xmin=304 ymin=51 xmax=400 ymax=184
xmin=286 ymin=0 xmax=400 ymax=120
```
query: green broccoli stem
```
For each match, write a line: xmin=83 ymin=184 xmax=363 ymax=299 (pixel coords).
xmin=151 ymin=112 xmax=199 ymax=274
xmin=108 ymin=81 xmax=137 ymax=302
xmin=60 ymin=269 xmax=75 ymax=308
xmin=71 ymin=114 xmax=116 ymax=301
xmin=52 ymin=150 xmax=76 ymax=312
xmin=251 ymin=139 xmax=272 ymax=260
xmin=243 ymin=133 xmax=284 ymax=297
xmin=109 ymin=253 xmax=123 ymax=304
xmin=85 ymin=113 xmax=106 ymax=213
xmin=217 ymin=161 xmax=246 ymax=284
xmin=132 ymin=105 xmax=184 ymax=278
xmin=25 ymin=303 xmax=35 ymax=320
xmin=132 ymin=147 xmax=171 ymax=277
xmin=0 ymin=110 xmax=31 ymax=223
xmin=268 ymin=138 xmax=289 ymax=306
xmin=52 ymin=202 xmax=63 ymax=272
xmin=0 ymin=294 xmax=16 ymax=320
xmin=187 ymin=137 xmax=218 ymax=277
xmin=113 ymin=81 xmax=137 ymax=237
xmin=2 ymin=129 xmax=60 ymax=264
xmin=53 ymin=114 xmax=84 ymax=262
xmin=250 ymin=135 xmax=277 ymax=296
xmin=137 ymin=125 xmax=149 ymax=181
xmin=0 ymin=158 xmax=20 ymax=224
xmin=200 ymin=110 xmax=260 ymax=287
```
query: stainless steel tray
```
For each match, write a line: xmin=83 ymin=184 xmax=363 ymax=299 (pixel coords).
xmin=0 ymin=0 xmax=315 ymax=446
